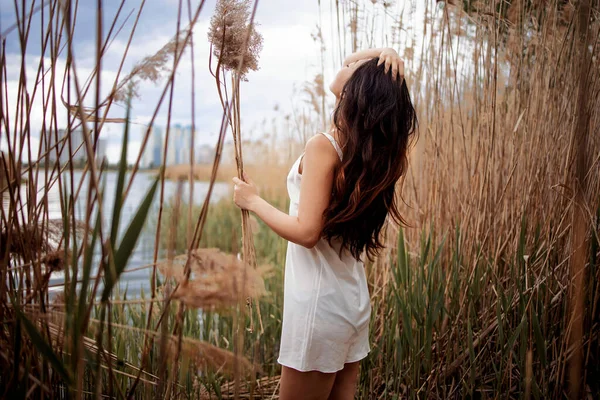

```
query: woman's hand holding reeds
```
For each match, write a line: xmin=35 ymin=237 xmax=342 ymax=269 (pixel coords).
xmin=232 ymin=172 xmax=259 ymax=210
xmin=231 ymin=135 xmax=337 ymax=249
xmin=377 ymin=48 xmax=404 ymax=82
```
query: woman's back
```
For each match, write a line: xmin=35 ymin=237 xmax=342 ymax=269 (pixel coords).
xmin=277 ymin=132 xmax=371 ymax=373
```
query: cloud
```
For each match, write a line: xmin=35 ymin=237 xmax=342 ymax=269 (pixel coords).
xmin=1 ymin=0 xmax=338 ymax=164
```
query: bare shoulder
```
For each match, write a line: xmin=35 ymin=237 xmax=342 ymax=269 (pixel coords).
xmin=304 ymin=133 xmax=339 ymax=163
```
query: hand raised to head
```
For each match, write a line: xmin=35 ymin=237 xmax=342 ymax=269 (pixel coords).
xmin=377 ymin=48 xmax=405 ymax=82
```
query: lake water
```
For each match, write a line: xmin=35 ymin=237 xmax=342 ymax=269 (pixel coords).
xmin=5 ymin=170 xmax=230 ymax=298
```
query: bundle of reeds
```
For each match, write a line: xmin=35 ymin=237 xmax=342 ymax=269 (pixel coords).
xmin=207 ymin=2 xmax=265 ymax=396
xmin=208 ymin=0 xmax=263 ymax=281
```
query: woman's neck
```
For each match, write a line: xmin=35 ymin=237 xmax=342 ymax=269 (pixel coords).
xmin=328 ymin=122 xmax=342 ymax=145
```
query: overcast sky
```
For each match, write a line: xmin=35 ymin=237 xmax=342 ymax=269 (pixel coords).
xmin=1 ymin=0 xmax=436 ymax=163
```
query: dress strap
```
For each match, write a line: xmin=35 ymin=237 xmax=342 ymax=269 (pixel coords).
xmin=319 ymin=132 xmax=343 ymax=161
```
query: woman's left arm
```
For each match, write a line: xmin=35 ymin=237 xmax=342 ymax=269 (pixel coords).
xmin=232 ymin=134 xmax=339 ymax=248
xmin=344 ymin=48 xmax=405 ymax=81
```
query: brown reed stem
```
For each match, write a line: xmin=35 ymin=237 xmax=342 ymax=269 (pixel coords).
xmin=567 ymin=1 xmax=592 ymax=398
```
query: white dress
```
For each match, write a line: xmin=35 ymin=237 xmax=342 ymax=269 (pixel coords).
xmin=277 ymin=132 xmax=372 ymax=373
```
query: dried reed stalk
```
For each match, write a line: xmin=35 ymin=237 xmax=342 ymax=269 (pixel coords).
xmin=208 ymin=0 xmax=263 ymax=288
xmin=0 ymin=0 xmax=259 ymax=397
xmin=215 ymin=375 xmax=281 ymax=399
xmin=566 ymin=0 xmax=593 ymax=398
xmin=208 ymin=1 xmax=264 ymax=396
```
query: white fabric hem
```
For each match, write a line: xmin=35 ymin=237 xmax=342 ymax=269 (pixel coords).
xmin=277 ymin=357 xmax=345 ymax=374
xmin=277 ymin=349 xmax=370 ymax=374
xmin=345 ymin=349 xmax=370 ymax=364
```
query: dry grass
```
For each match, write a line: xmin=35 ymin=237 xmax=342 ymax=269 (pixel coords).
xmin=161 ymin=163 xmax=288 ymax=188
xmin=346 ymin=0 xmax=600 ymax=397
xmin=1 ymin=0 xmax=599 ymax=398
xmin=166 ymin=336 xmax=259 ymax=377
xmin=212 ymin=375 xmax=280 ymax=399
xmin=158 ymin=248 xmax=270 ymax=309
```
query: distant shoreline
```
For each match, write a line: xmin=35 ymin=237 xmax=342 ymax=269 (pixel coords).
xmin=19 ymin=163 xmax=288 ymax=187
xmin=149 ymin=163 xmax=235 ymax=182
xmin=151 ymin=163 xmax=288 ymax=185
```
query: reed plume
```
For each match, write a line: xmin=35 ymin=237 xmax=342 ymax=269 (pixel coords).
xmin=114 ymin=27 xmax=191 ymax=103
xmin=166 ymin=336 xmax=259 ymax=377
xmin=158 ymin=248 xmax=269 ymax=309
xmin=207 ymin=2 xmax=264 ymax=396
xmin=207 ymin=0 xmax=264 ymax=356
xmin=207 ymin=0 xmax=263 ymax=80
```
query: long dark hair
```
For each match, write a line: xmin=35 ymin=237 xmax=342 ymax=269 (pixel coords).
xmin=322 ymin=57 xmax=418 ymax=261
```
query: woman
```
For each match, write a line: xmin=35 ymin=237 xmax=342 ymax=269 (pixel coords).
xmin=232 ymin=47 xmax=417 ymax=399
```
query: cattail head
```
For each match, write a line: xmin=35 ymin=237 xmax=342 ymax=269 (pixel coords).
xmin=208 ymin=0 xmax=263 ymax=80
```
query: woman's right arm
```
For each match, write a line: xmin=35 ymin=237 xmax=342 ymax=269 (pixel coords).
xmin=232 ymin=135 xmax=339 ymax=249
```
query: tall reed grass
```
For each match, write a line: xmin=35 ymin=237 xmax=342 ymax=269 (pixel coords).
xmin=335 ymin=0 xmax=600 ymax=397
xmin=1 ymin=0 xmax=268 ymax=397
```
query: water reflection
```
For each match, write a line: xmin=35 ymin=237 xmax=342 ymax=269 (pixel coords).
xmin=4 ymin=170 xmax=229 ymax=298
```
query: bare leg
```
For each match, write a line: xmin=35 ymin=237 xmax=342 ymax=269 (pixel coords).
xmin=327 ymin=361 xmax=360 ymax=400
xmin=279 ymin=365 xmax=338 ymax=400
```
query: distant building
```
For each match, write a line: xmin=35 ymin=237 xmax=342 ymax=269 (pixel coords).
xmin=70 ymin=130 xmax=86 ymax=165
xmin=178 ymin=125 xmax=192 ymax=165
xmin=40 ymin=128 xmax=103 ymax=166
xmin=152 ymin=127 xmax=162 ymax=167
xmin=96 ymin=138 xmax=108 ymax=165
xmin=138 ymin=125 xmax=288 ymax=167
xmin=164 ymin=124 xmax=195 ymax=166
xmin=165 ymin=125 xmax=180 ymax=166
xmin=142 ymin=126 xmax=163 ymax=168
xmin=195 ymin=144 xmax=215 ymax=164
